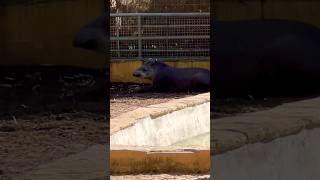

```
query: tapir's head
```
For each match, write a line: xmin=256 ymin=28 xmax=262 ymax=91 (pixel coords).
xmin=73 ymin=13 xmax=108 ymax=53
xmin=133 ymin=58 xmax=167 ymax=80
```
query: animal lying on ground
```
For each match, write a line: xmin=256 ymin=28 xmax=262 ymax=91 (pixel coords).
xmin=132 ymin=58 xmax=210 ymax=92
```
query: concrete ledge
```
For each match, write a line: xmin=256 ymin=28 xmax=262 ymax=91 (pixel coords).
xmin=214 ymin=128 xmax=320 ymax=180
xmin=212 ymin=97 xmax=320 ymax=155
xmin=212 ymin=97 xmax=320 ymax=179
xmin=110 ymin=93 xmax=210 ymax=135
xmin=212 ymin=97 xmax=320 ymax=152
xmin=110 ymin=93 xmax=210 ymax=174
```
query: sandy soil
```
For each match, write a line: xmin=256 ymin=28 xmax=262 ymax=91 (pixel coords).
xmin=110 ymin=83 xmax=200 ymax=118
xmin=0 ymin=65 xmax=108 ymax=179
xmin=0 ymin=112 xmax=108 ymax=180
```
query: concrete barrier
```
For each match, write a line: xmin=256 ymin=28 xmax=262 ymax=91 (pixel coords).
xmin=212 ymin=97 xmax=320 ymax=180
xmin=110 ymin=93 xmax=211 ymax=174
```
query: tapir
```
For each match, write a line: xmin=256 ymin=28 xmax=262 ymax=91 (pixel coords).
xmin=132 ymin=58 xmax=210 ymax=92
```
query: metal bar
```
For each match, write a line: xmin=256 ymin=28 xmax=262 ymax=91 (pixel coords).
xmin=110 ymin=50 xmax=139 ymax=52
xmin=110 ymin=12 xmax=210 ymax=17
xmin=110 ymin=57 xmax=210 ymax=62
xmin=142 ymin=24 xmax=209 ymax=28
xmin=111 ymin=25 xmax=210 ymax=28
xmin=110 ymin=36 xmax=210 ymax=40
xmin=138 ymin=15 xmax=142 ymax=59
xmin=141 ymin=49 xmax=210 ymax=52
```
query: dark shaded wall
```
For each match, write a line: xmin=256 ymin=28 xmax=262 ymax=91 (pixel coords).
xmin=0 ymin=0 xmax=106 ymax=68
xmin=213 ymin=0 xmax=320 ymax=27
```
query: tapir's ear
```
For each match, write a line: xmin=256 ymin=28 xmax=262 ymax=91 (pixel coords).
xmin=142 ymin=58 xmax=148 ymax=64
xmin=143 ymin=58 xmax=155 ymax=64
xmin=149 ymin=58 xmax=156 ymax=63
xmin=150 ymin=58 xmax=158 ymax=64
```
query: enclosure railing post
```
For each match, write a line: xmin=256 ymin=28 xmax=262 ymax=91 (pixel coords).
xmin=115 ymin=14 xmax=121 ymax=58
xmin=138 ymin=15 xmax=142 ymax=59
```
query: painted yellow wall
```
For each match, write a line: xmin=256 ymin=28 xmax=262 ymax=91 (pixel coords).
xmin=110 ymin=149 xmax=210 ymax=174
xmin=110 ymin=59 xmax=210 ymax=83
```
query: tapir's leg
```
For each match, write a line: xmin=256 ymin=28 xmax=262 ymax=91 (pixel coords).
xmin=134 ymin=85 xmax=155 ymax=93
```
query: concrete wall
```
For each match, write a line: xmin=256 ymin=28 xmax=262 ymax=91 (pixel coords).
xmin=0 ymin=0 xmax=106 ymax=68
xmin=110 ymin=92 xmax=210 ymax=174
xmin=213 ymin=128 xmax=320 ymax=180
xmin=110 ymin=102 xmax=210 ymax=146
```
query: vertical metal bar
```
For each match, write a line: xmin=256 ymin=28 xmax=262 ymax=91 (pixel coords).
xmin=138 ymin=15 xmax=142 ymax=59
xmin=116 ymin=15 xmax=120 ymax=58
xmin=117 ymin=36 xmax=120 ymax=58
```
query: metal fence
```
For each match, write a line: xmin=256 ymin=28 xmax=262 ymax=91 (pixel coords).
xmin=110 ymin=12 xmax=210 ymax=60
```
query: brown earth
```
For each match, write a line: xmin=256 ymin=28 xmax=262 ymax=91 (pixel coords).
xmin=0 ymin=112 xmax=108 ymax=180
xmin=110 ymin=83 xmax=201 ymax=118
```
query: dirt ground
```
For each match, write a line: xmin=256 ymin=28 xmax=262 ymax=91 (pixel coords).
xmin=0 ymin=112 xmax=108 ymax=180
xmin=110 ymin=83 xmax=200 ymax=118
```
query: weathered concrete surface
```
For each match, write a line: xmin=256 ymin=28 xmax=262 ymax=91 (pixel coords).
xmin=213 ymin=128 xmax=320 ymax=180
xmin=212 ymin=97 xmax=320 ymax=155
xmin=111 ymin=102 xmax=210 ymax=146
xmin=110 ymin=93 xmax=210 ymax=135
xmin=14 ymin=144 xmax=108 ymax=180
xmin=110 ymin=93 xmax=210 ymax=174
xmin=212 ymin=97 xmax=320 ymax=180
xmin=172 ymin=132 xmax=210 ymax=148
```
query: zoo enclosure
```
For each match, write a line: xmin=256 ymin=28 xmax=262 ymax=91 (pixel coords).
xmin=110 ymin=12 xmax=210 ymax=60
